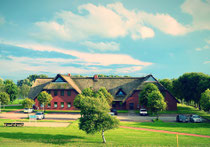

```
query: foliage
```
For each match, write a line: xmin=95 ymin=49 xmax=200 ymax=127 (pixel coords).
xmin=139 ymin=83 xmax=159 ymax=107
xmin=22 ymin=98 xmax=35 ymax=109
xmin=147 ymin=90 xmax=166 ymax=119
xmin=96 ymin=87 xmax=113 ymax=105
xmin=17 ymin=74 xmax=48 ymax=86
xmin=74 ymin=87 xmax=119 ymax=143
xmin=0 ymin=77 xmax=3 ymax=84
xmin=159 ymin=79 xmax=174 ymax=94
xmin=19 ymin=84 xmax=31 ymax=98
xmin=200 ymin=89 xmax=210 ymax=112
xmin=173 ymin=72 xmax=210 ymax=107
xmin=37 ymin=91 xmax=53 ymax=108
xmin=0 ymin=92 xmax=10 ymax=105
xmin=4 ymin=80 xmax=18 ymax=102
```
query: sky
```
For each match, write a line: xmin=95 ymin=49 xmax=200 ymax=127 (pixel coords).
xmin=0 ymin=0 xmax=210 ymax=82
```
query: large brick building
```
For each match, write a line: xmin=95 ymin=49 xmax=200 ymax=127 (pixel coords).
xmin=28 ymin=74 xmax=179 ymax=110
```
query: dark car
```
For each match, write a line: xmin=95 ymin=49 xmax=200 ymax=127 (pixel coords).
xmin=176 ymin=114 xmax=189 ymax=122
xmin=111 ymin=109 xmax=118 ymax=115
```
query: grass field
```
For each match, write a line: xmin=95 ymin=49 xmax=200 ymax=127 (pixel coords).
xmin=0 ymin=105 xmax=23 ymax=113
xmin=121 ymin=120 xmax=210 ymax=136
xmin=0 ymin=119 xmax=209 ymax=147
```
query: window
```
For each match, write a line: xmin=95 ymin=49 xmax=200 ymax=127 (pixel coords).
xmin=67 ymin=102 xmax=71 ymax=108
xmin=61 ymin=102 xmax=64 ymax=108
xmin=61 ymin=90 xmax=64 ymax=96
xmin=67 ymin=91 xmax=71 ymax=96
xmin=54 ymin=102 xmax=57 ymax=108
xmin=54 ymin=91 xmax=57 ymax=96
xmin=54 ymin=77 xmax=65 ymax=82
xmin=48 ymin=103 xmax=51 ymax=108
xmin=47 ymin=90 xmax=51 ymax=94
xmin=116 ymin=89 xmax=125 ymax=96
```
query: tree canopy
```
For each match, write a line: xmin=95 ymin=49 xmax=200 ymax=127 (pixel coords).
xmin=172 ymin=72 xmax=210 ymax=107
xmin=148 ymin=90 xmax=167 ymax=119
xmin=139 ymin=83 xmax=159 ymax=107
xmin=22 ymin=98 xmax=34 ymax=109
xmin=37 ymin=91 xmax=52 ymax=111
xmin=17 ymin=74 xmax=48 ymax=86
xmin=0 ymin=92 xmax=10 ymax=105
xmin=74 ymin=87 xmax=119 ymax=143
xmin=4 ymin=80 xmax=18 ymax=102
xmin=200 ymin=89 xmax=210 ymax=112
xmin=159 ymin=79 xmax=174 ymax=94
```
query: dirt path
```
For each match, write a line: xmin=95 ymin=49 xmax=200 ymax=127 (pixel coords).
xmin=120 ymin=126 xmax=210 ymax=138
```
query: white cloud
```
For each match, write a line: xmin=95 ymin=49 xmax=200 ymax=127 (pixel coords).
xmin=33 ymin=2 xmax=190 ymax=41
xmin=139 ymin=12 xmax=190 ymax=35
xmin=204 ymin=61 xmax=210 ymax=64
xmin=195 ymin=39 xmax=210 ymax=51
xmin=0 ymin=16 xmax=5 ymax=25
xmin=2 ymin=41 xmax=152 ymax=66
xmin=81 ymin=41 xmax=120 ymax=51
xmin=181 ymin=0 xmax=210 ymax=31
xmin=115 ymin=66 xmax=143 ymax=73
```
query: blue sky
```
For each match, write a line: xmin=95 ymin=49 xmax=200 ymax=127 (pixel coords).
xmin=0 ymin=0 xmax=209 ymax=82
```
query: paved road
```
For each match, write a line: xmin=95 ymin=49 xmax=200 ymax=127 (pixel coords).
xmin=0 ymin=110 xmax=177 ymax=122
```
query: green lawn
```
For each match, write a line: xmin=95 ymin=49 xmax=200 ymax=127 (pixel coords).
xmin=0 ymin=120 xmax=209 ymax=147
xmin=121 ymin=121 xmax=210 ymax=136
xmin=0 ymin=105 xmax=23 ymax=113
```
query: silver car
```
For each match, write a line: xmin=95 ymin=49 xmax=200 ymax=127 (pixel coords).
xmin=190 ymin=115 xmax=202 ymax=123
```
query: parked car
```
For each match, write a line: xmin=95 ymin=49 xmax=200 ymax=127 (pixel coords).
xmin=111 ymin=109 xmax=118 ymax=115
xmin=24 ymin=108 xmax=34 ymax=113
xmin=176 ymin=114 xmax=189 ymax=122
xmin=108 ymin=112 xmax=115 ymax=116
xmin=190 ymin=115 xmax=202 ymax=123
xmin=139 ymin=108 xmax=148 ymax=116
xmin=36 ymin=112 xmax=45 ymax=120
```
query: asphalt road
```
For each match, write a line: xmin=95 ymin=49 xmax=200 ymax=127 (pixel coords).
xmin=0 ymin=111 xmax=178 ymax=122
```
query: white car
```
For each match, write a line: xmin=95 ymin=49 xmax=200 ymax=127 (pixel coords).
xmin=36 ymin=112 xmax=45 ymax=120
xmin=190 ymin=115 xmax=202 ymax=123
xmin=139 ymin=108 xmax=148 ymax=116
xmin=108 ymin=112 xmax=115 ymax=116
xmin=24 ymin=108 xmax=34 ymax=113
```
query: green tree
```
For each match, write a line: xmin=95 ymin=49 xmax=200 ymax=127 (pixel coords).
xmin=74 ymin=88 xmax=119 ymax=143
xmin=0 ymin=92 xmax=10 ymax=112
xmin=173 ymin=72 xmax=210 ymax=108
xmin=22 ymin=98 xmax=35 ymax=109
xmin=96 ymin=87 xmax=113 ymax=105
xmin=148 ymin=90 xmax=167 ymax=120
xmin=17 ymin=74 xmax=48 ymax=86
xmin=159 ymin=79 xmax=173 ymax=94
xmin=200 ymin=89 xmax=210 ymax=112
xmin=19 ymin=84 xmax=31 ymax=98
xmin=4 ymin=80 xmax=18 ymax=102
xmin=139 ymin=83 xmax=159 ymax=107
xmin=37 ymin=91 xmax=52 ymax=111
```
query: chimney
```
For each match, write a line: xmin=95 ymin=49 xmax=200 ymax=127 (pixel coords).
xmin=68 ymin=73 xmax=71 ymax=77
xmin=93 ymin=74 xmax=98 ymax=81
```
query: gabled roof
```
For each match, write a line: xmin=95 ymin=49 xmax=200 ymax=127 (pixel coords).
xmin=28 ymin=74 xmax=178 ymax=103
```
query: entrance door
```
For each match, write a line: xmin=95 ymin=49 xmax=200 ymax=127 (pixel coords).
xmin=129 ymin=103 xmax=134 ymax=110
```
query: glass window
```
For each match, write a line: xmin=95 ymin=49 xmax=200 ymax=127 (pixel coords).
xmin=67 ymin=102 xmax=71 ymax=108
xmin=61 ymin=90 xmax=64 ymax=96
xmin=48 ymin=103 xmax=51 ymax=108
xmin=54 ymin=91 xmax=57 ymax=96
xmin=61 ymin=102 xmax=64 ymax=108
xmin=54 ymin=102 xmax=57 ymax=108
xmin=116 ymin=89 xmax=125 ymax=96
xmin=47 ymin=90 xmax=51 ymax=94
xmin=67 ymin=91 xmax=71 ymax=96
xmin=54 ymin=77 xmax=65 ymax=82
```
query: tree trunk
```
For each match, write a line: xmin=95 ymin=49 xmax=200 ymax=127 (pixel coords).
xmin=102 ymin=130 xmax=106 ymax=143
xmin=156 ymin=112 xmax=159 ymax=120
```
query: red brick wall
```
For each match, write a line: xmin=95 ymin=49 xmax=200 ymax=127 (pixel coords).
xmin=163 ymin=90 xmax=177 ymax=110
xmin=34 ymin=90 xmax=78 ymax=110
xmin=124 ymin=90 xmax=177 ymax=110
